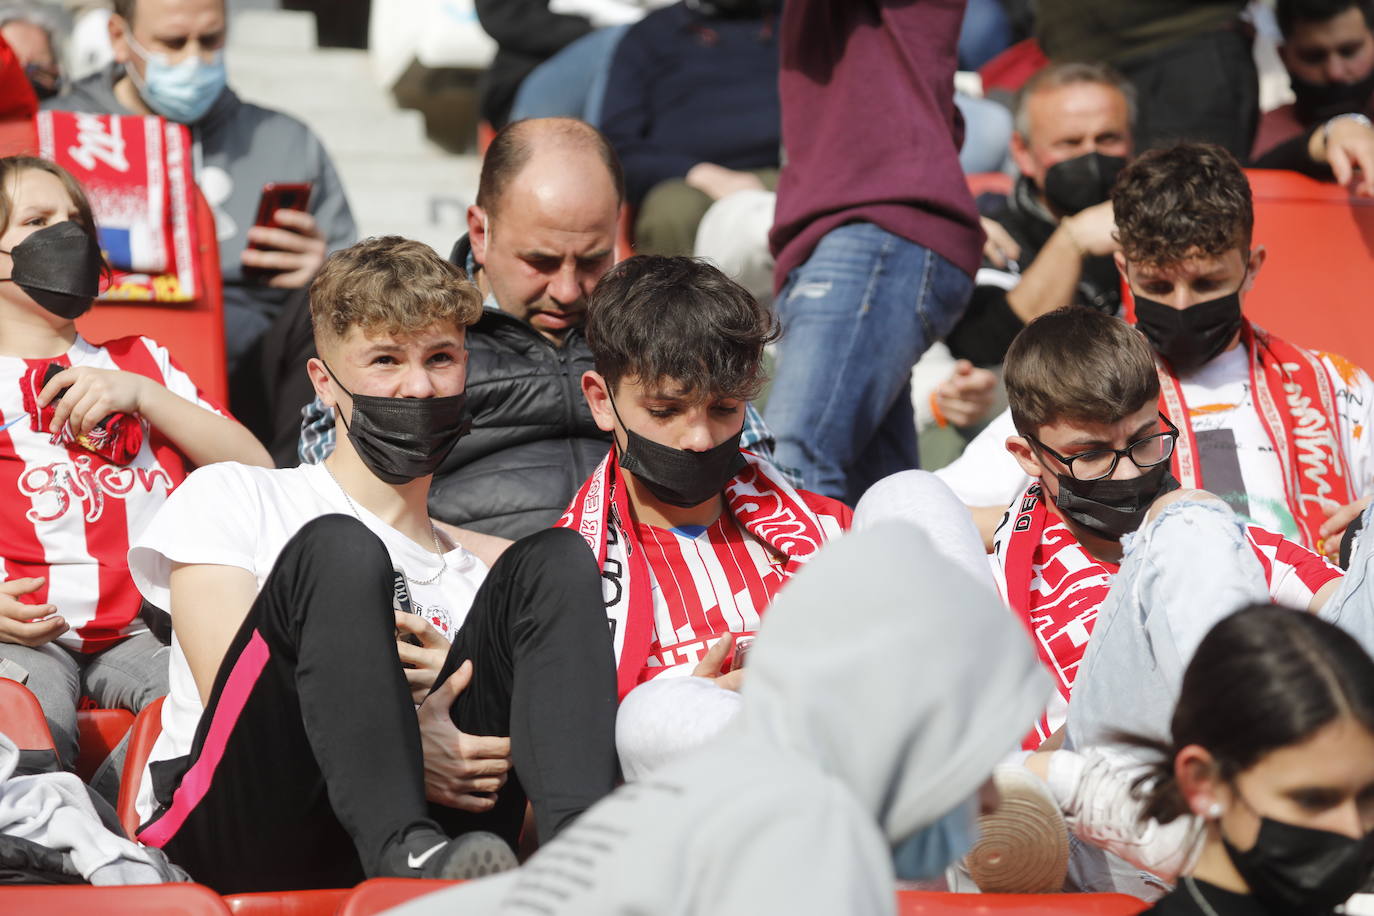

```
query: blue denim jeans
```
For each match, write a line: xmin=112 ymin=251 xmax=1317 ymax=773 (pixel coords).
xmin=1316 ymin=501 xmax=1374 ymax=655
xmin=765 ymin=222 xmax=973 ymax=503
xmin=510 ymin=25 xmax=629 ymax=127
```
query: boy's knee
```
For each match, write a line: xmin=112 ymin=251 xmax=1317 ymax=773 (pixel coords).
xmin=286 ymin=514 xmax=389 ymax=572
xmin=1143 ymin=488 xmax=1226 ymax=528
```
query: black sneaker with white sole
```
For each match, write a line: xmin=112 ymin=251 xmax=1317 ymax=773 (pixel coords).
xmin=382 ymin=827 xmax=518 ymax=881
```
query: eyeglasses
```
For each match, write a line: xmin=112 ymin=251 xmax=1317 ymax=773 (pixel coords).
xmin=1028 ymin=413 xmax=1180 ymax=481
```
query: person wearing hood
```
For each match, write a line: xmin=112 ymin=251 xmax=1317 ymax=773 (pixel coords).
xmin=44 ymin=0 xmax=357 ymax=426
xmin=938 ymin=142 xmax=1374 ymax=558
xmin=381 ymin=519 xmax=1053 ymax=915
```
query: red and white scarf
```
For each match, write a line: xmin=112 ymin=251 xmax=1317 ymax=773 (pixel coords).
xmin=1159 ymin=321 xmax=1353 ymax=551
xmin=558 ymin=449 xmax=840 ymax=699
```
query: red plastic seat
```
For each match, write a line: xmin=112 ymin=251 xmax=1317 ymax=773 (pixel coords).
xmin=336 ymin=878 xmax=459 ymax=916
xmin=897 ymin=891 xmax=1150 ymax=914
xmin=966 ymin=172 xmax=1014 ymax=199
xmin=116 ymin=695 xmax=165 ymax=839
xmin=0 ymin=678 xmax=57 ymax=758
xmin=0 ymin=882 xmax=231 ymax=914
xmin=74 ymin=706 xmax=135 ymax=783
xmin=223 ymin=888 xmax=351 ymax=916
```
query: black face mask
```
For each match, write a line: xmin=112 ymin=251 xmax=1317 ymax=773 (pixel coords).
xmin=325 ymin=362 xmax=471 ymax=485
xmin=1042 ymin=152 xmax=1128 ymax=217
xmin=1051 ymin=461 xmax=1180 ymax=541
xmin=610 ymin=393 xmax=746 ymax=509
xmin=0 ymin=221 xmax=103 ymax=319
xmin=1290 ymin=70 xmax=1374 ymax=124
xmin=1222 ymin=795 xmax=1374 ymax=914
xmin=1133 ymin=277 xmax=1246 ymax=374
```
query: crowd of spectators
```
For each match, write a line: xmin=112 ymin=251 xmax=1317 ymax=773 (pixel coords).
xmin=3 ymin=0 xmax=1374 ymax=913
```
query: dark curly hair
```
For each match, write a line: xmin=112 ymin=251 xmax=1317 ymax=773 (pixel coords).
xmin=587 ymin=255 xmax=778 ymax=402
xmin=1111 ymin=142 xmax=1253 ymax=268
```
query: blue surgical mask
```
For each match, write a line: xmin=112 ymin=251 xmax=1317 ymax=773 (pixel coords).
xmin=892 ymin=796 xmax=980 ymax=881
xmin=124 ymin=32 xmax=226 ymax=124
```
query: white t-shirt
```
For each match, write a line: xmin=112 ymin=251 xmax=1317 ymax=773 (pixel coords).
xmin=0 ymin=334 xmax=222 ymax=652
xmin=937 ymin=344 xmax=1374 ymax=538
xmin=127 ymin=461 xmax=488 ymax=823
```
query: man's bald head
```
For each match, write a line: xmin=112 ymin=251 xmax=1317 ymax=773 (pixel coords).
xmin=477 ymin=118 xmax=625 ymax=219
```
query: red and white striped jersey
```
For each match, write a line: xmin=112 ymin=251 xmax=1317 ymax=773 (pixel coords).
xmin=634 ymin=494 xmax=849 ymax=682
xmin=991 ymin=483 xmax=1342 ymax=748
xmin=0 ymin=335 xmax=222 ymax=652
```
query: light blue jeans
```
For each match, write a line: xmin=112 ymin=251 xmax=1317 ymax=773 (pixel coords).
xmin=765 ymin=223 xmax=973 ymax=503
xmin=509 ymin=25 xmax=629 ymax=127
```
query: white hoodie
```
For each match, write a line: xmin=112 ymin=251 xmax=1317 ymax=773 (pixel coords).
xmin=389 ymin=521 xmax=1051 ymax=916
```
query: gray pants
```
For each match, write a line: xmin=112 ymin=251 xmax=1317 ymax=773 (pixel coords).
xmin=0 ymin=631 xmax=168 ymax=803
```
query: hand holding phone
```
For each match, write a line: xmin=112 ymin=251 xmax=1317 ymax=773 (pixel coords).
xmin=242 ymin=181 xmax=318 ymax=286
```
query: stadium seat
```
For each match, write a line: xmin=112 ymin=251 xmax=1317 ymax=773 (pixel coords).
xmin=117 ymin=695 xmax=165 ymax=839
xmin=0 ymin=678 xmax=59 ymax=766
xmin=74 ymin=706 xmax=135 ymax=783
xmin=75 ymin=186 xmax=230 ymax=405
xmin=0 ymin=882 xmax=231 ymax=914
xmin=336 ymin=878 xmax=459 ymax=916
xmin=966 ymin=172 xmax=1014 ymax=198
xmin=223 ymin=888 xmax=351 ymax=916
xmin=897 ymin=890 xmax=1150 ymax=914
xmin=1241 ymin=169 xmax=1374 ymax=373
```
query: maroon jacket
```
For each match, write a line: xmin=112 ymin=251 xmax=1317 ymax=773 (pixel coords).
xmin=768 ymin=0 xmax=983 ymax=292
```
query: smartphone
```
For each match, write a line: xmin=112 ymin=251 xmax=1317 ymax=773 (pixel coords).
xmin=243 ymin=181 xmax=314 ymax=282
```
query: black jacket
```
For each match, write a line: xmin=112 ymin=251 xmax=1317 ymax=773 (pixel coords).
xmin=474 ymin=0 xmax=593 ymax=126
xmin=945 ymin=177 xmax=1121 ymax=367
xmin=426 ymin=237 xmax=611 ymax=539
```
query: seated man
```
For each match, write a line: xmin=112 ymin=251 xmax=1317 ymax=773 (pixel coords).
xmin=560 ymin=254 xmax=850 ymax=769
xmin=1251 ymin=0 xmax=1374 ymax=189
xmin=298 ymin=117 xmax=784 ymax=539
xmin=126 ymin=236 xmax=618 ymax=893
xmin=938 ymin=142 xmax=1374 ymax=556
xmin=991 ymin=307 xmax=1342 ymax=749
xmin=47 ymin=0 xmax=357 ymax=420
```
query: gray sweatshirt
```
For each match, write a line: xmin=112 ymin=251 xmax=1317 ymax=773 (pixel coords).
xmin=389 ymin=521 xmax=1052 ymax=915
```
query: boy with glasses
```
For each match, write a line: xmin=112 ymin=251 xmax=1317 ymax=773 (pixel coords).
xmin=992 ymin=307 xmax=1341 ymax=750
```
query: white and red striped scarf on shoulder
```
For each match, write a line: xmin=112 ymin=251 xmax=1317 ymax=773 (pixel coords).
xmin=558 ymin=449 xmax=844 ymax=699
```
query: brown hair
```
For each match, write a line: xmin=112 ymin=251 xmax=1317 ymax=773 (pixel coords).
xmin=587 ymin=254 xmax=778 ymax=401
xmin=309 ymin=236 xmax=483 ymax=351
xmin=1112 ymin=142 xmax=1253 ymax=267
xmin=0 ymin=155 xmax=110 ymax=282
xmin=1005 ymin=306 xmax=1159 ymax=438
xmin=476 ymin=117 xmax=624 ymax=219
xmin=1014 ymin=61 xmax=1137 ymax=138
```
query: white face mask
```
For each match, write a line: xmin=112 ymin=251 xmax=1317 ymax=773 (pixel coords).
xmin=124 ymin=30 xmax=226 ymax=124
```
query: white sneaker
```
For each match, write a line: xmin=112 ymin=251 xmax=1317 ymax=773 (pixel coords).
xmin=965 ymin=763 xmax=1070 ymax=893
xmin=1047 ymin=748 xmax=1205 ymax=882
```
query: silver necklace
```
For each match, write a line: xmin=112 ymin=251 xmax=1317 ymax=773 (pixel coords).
xmin=1183 ymin=877 xmax=1222 ymax=916
xmin=321 ymin=462 xmax=446 ymax=586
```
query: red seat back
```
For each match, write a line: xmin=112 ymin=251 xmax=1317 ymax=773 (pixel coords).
xmin=0 ymin=882 xmax=231 ymax=914
xmin=337 ymin=878 xmax=459 ymax=916
xmin=897 ymin=891 xmax=1150 ymax=914
xmin=75 ymin=186 xmax=229 ymax=404
xmin=117 ymin=694 xmax=165 ymax=839
xmin=0 ymin=678 xmax=57 ymax=756
xmin=74 ymin=706 xmax=135 ymax=783
xmin=966 ymin=172 xmax=1014 ymax=199
xmin=1241 ymin=169 xmax=1374 ymax=372
xmin=223 ymin=888 xmax=351 ymax=916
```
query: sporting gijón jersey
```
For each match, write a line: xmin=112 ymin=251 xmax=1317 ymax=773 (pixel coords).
xmin=634 ymin=496 xmax=849 ymax=680
xmin=0 ymin=335 xmax=221 ymax=653
xmin=991 ymin=483 xmax=1342 ymax=749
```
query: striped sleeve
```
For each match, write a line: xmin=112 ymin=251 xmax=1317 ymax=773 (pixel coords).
xmin=1245 ymin=524 xmax=1343 ymax=610
xmin=119 ymin=336 xmax=226 ymax=417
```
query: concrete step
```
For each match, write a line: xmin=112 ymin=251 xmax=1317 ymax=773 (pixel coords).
xmin=333 ymin=155 xmax=481 ymax=198
xmin=228 ymin=9 xmax=318 ymax=53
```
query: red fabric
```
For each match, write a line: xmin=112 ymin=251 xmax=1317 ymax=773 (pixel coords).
xmin=978 ymin=38 xmax=1050 ymax=94
xmin=20 ymin=363 xmax=146 ymax=465
xmin=0 ymin=31 xmax=37 ymax=123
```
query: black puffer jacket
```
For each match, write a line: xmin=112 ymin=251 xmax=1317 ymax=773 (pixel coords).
xmin=427 ymin=240 xmax=610 ymax=539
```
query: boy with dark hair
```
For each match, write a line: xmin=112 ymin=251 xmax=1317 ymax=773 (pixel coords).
xmin=940 ymin=142 xmax=1374 ymax=558
xmin=126 ymin=236 xmax=618 ymax=893
xmin=561 ymin=255 xmax=849 ymax=769
xmin=991 ymin=306 xmax=1342 ymax=750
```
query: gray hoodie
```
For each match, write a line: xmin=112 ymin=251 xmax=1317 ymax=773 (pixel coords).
xmin=390 ymin=521 xmax=1052 ymax=915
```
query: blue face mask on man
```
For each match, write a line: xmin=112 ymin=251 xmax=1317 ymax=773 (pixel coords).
xmin=124 ymin=32 xmax=226 ymax=124
xmin=892 ymin=796 xmax=980 ymax=881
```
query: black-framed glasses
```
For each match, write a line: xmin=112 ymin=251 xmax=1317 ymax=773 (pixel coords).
xmin=1028 ymin=413 xmax=1179 ymax=482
